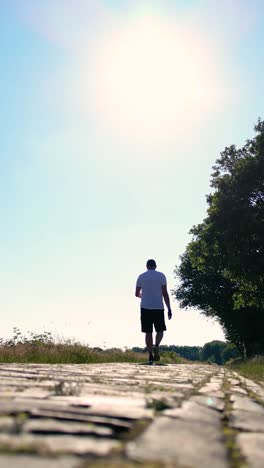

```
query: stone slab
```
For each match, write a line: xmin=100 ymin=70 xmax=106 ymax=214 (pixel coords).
xmin=49 ymin=395 xmax=153 ymax=420
xmin=23 ymin=418 xmax=113 ymax=437
xmin=0 ymin=455 xmax=81 ymax=468
xmin=199 ymin=383 xmax=222 ymax=394
xmin=190 ymin=395 xmax=225 ymax=412
xmin=0 ymin=417 xmax=15 ymax=432
xmin=239 ymin=378 xmax=264 ymax=399
xmin=127 ymin=416 xmax=228 ymax=468
xmin=163 ymin=400 xmax=222 ymax=426
xmin=0 ymin=434 xmax=120 ymax=456
xmin=230 ymin=387 xmax=247 ymax=395
xmin=231 ymin=395 xmax=264 ymax=413
xmin=23 ymin=409 xmax=132 ymax=431
xmin=237 ymin=433 xmax=264 ymax=468
xmin=230 ymin=410 xmax=264 ymax=432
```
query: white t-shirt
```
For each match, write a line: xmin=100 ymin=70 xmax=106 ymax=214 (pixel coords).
xmin=136 ymin=270 xmax=167 ymax=309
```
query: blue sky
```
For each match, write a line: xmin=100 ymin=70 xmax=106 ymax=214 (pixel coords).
xmin=1 ymin=0 xmax=264 ymax=347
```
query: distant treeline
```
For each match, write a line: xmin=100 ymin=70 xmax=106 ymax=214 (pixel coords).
xmin=132 ymin=340 xmax=240 ymax=365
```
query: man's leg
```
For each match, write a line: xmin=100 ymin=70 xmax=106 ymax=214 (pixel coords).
xmin=141 ymin=309 xmax=154 ymax=363
xmin=145 ymin=332 xmax=153 ymax=361
xmin=155 ymin=331 xmax=163 ymax=347
xmin=153 ymin=310 xmax=166 ymax=362
xmin=153 ymin=332 xmax=163 ymax=361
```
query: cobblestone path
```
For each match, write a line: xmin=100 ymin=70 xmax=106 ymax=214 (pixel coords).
xmin=0 ymin=363 xmax=264 ymax=467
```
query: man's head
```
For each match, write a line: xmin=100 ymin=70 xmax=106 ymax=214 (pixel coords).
xmin=146 ymin=259 xmax=157 ymax=270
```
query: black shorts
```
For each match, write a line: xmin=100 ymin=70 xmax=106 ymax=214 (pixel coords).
xmin=141 ymin=308 xmax=166 ymax=333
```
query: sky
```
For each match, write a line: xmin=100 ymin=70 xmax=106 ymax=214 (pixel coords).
xmin=1 ymin=0 xmax=264 ymax=348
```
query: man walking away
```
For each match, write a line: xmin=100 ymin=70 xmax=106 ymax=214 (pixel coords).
xmin=135 ymin=259 xmax=172 ymax=364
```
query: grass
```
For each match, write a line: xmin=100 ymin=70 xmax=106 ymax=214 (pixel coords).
xmin=227 ymin=355 xmax=264 ymax=383
xmin=145 ymin=397 xmax=173 ymax=411
xmin=0 ymin=328 xmax=187 ymax=365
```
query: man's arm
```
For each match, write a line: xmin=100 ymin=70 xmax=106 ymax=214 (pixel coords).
xmin=135 ymin=275 xmax=142 ymax=298
xmin=162 ymin=284 xmax=172 ymax=319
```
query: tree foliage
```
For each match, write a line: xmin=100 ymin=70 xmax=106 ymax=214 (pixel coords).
xmin=200 ymin=340 xmax=226 ymax=364
xmin=173 ymin=120 xmax=264 ymax=357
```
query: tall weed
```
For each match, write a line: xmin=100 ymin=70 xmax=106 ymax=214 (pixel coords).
xmin=0 ymin=328 xmax=186 ymax=364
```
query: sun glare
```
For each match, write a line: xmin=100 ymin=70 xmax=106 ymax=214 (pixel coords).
xmin=88 ymin=16 xmax=224 ymax=145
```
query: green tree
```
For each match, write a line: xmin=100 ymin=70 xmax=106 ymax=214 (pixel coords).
xmin=221 ymin=343 xmax=240 ymax=363
xmin=174 ymin=240 xmax=246 ymax=355
xmin=200 ymin=341 xmax=226 ymax=365
xmin=174 ymin=120 xmax=264 ymax=357
xmin=208 ymin=119 xmax=264 ymax=310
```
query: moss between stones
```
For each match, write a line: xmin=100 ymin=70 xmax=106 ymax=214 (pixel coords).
xmin=145 ymin=398 xmax=172 ymax=412
xmin=221 ymin=374 xmax=248 ymax=468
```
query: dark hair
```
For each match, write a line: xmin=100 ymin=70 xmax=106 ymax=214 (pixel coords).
xmin=146 ymin=259 xmax=157 ymax=269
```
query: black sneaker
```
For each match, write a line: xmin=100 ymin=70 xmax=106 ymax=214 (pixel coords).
xmin=148 ymin=353 xmax=154 ymax=365
xmin=153 ymin=345 xmax=160 ymax=362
